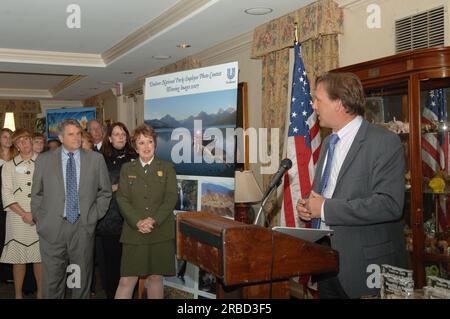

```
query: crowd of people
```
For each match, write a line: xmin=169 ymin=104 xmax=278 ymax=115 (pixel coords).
xmin=0 ymin=72 xmax=408 ymax=300
xmin=0 ymin=119 xmax=177 ymax=299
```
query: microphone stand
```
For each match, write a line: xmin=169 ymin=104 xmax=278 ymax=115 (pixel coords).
xmin=253 ymin=185 xmax=278 ymax=227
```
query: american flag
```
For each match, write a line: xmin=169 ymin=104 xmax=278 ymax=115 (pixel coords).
xmin=421 ymin=89 xmax=449 ymax=231
xmin=280 ymin=42 xmax=321 ymax=227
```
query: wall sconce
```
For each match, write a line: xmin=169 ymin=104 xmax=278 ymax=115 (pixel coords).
xmin=4 ymin=112 xmax=15 ymax=131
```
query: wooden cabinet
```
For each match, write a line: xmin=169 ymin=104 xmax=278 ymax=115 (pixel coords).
xmin=334 ymin=47 xmax=450 ymax=288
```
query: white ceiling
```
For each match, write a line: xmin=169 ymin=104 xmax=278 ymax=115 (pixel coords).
xmin=0 ymin=0 xmax=314 ymax=100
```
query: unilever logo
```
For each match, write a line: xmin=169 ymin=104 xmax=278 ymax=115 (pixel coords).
xmin=226 ymin=67 xmax=236 ymax=83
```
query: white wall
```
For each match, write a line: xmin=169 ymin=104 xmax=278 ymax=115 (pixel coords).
xmin=339 ymin=0 xmax=449 ymax=67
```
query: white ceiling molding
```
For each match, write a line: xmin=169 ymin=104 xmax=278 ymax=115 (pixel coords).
xmin=0 ymin=1 xmax=315 ymax=99
xmin=0 ymin=48 xmax=105 ymax=67
xmin=0 ymin=88 xmax=53 ymax=99
xmin=102 ymin=0 xmax=218 ymax=65
xmin=0 ymin=74 xmax=84 ymax=99
xmin=49 ymin=75 xmax=86 ymax=96
xmin=0 ymin=1 xmax=217 ymax=68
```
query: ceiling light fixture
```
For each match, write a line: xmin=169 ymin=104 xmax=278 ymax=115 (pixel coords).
xmin=177 ymin=42 xmax=191 ymax=49
xmin=244 ymin=7 xmax=273 ymax=15
xmin=122 ymin=71 xmax=133 ymax=75
xmin=152 ymin=55 xmax=172 ymax=60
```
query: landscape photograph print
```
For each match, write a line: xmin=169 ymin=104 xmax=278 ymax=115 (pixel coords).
xmin=145 ymin=89 xmax=237 ymax=177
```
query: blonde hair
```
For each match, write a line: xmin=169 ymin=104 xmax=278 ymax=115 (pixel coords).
xmin=12 ymin=128 xmax=32 ymax=146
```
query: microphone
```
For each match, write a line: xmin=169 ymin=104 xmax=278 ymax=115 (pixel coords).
xmin=254 ymin=158 xmax=293 ymax=226
xmin=262 ymin=158 xmax=293 ymax=200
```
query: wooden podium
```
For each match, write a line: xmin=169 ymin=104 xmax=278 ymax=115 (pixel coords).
xmin=176 ymin=212 xmax=339 ymax=299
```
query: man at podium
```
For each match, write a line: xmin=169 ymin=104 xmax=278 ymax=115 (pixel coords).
xmin=297 ymin=73 xmax=408 ymax=299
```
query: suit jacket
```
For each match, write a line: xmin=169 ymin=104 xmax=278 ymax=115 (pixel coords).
xmin=116 ymin=157 xmax=177 ymax=245
xmin=31 ymin=147 xmax=112 ymax=243
xmin=313 ymin=119 xmax=408 ymax=298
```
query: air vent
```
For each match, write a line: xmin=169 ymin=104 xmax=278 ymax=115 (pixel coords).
xmin=395 ymin=6 xmax=445 ymax=53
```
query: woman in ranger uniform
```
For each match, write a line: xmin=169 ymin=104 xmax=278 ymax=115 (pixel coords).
xmin=115 ymin=124 xmax=177 ymax=299
xmin=0 ymin=129 xmax=41 ymax=298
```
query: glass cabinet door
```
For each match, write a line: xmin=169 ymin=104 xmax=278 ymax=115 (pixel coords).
xmin=364 ymin=80 xmax=413 ymax=262
xmin=420 ymin=78 xmax=450 ymax=280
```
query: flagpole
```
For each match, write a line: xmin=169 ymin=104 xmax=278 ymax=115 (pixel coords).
xmin=294 ymin=22 xmax=299 ymax=44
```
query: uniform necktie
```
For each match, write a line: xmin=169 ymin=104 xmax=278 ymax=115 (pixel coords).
xmin=312 ymin=134 xmax=340 ymax=229
xmin=65 ymin=152 xmax=79 ymax=224
xmin=144 ymin=164 xmax=150 ymax=174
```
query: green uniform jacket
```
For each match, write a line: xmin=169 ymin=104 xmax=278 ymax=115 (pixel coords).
xmin=116 ymin=157 xmax=177 ymax=245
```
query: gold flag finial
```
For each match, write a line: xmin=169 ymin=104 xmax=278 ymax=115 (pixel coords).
xmin=294 ymin=22 xmax=299 ymax=44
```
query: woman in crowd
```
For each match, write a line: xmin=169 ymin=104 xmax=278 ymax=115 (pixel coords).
xmin=46 ymin=139 xmax=61 ymax=151
xmin=31 ymin=133 xmax=46 ymax=154
xmin=115 ymin=124 xmax=177 ymax=299
xmin=0 ymin=128 xmax=13 ymax=166
xmin=81 ymin=130 xmax=94 ymax=150
xmin=0 ymin=129 xmax=41 ymax=298
xmin=97 ymin=122 xmax=137 ymax=299
xmin=0 ymin=128 xmax=13 ymax=283
xmin=22 ymin=132 xmax=47 ymax=296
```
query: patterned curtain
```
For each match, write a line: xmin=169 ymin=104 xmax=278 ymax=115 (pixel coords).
xmin=260 ymin=48 xmax=291 ymax=217
xmin=251 ymin=0 xmax=343 ymax=224
xmin=0 ymin=100 xmax=41 ymax=132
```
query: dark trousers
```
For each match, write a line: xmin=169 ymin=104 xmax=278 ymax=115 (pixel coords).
xmin=100 ymin=235 xmax=122 ymax=299
xmin=93 ymin=236 xmax=108 ymax=294
xmin=23 ymin=264 xmax=37 ymax=294
xmin=0 ymin=211 xmax=13 ymax=283
xmin=314 ymin=236 xmax=349 ymax=299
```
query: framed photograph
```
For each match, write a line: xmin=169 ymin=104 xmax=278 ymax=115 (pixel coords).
xmin=144 ymin=62 xmax=238 ymax=177
xmin=235 ymin=82 xmax=248 ymax=170
xmin=175 ymin=177 xmax=199 ymax=212
xmin=199 ymin=177 xmax=235 ymax=219
xmin=35 ymin=117 xmax=46 ymax=135
xmin=46 ymin=107 xmax=96 ymax=140
xmin=365 ymin=97 xmax=385 ymax=123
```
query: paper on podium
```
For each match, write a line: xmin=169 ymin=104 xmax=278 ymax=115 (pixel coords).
xmin=272 ymin=226 xmax=333 ymax=243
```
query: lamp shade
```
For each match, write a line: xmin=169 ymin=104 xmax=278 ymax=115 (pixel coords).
xmin=234 ymin=170 xmax=263 ymax=203
xmin=4 ymin=112 xmax=15 ymax=131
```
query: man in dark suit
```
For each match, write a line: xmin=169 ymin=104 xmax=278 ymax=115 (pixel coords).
xmin=87 ymin=119 xmax=105 ymax=152
xmin=297 ymin=72 xmax=408 ymax=299
xmin=31 ymin=119 xmax=112 ymax=298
